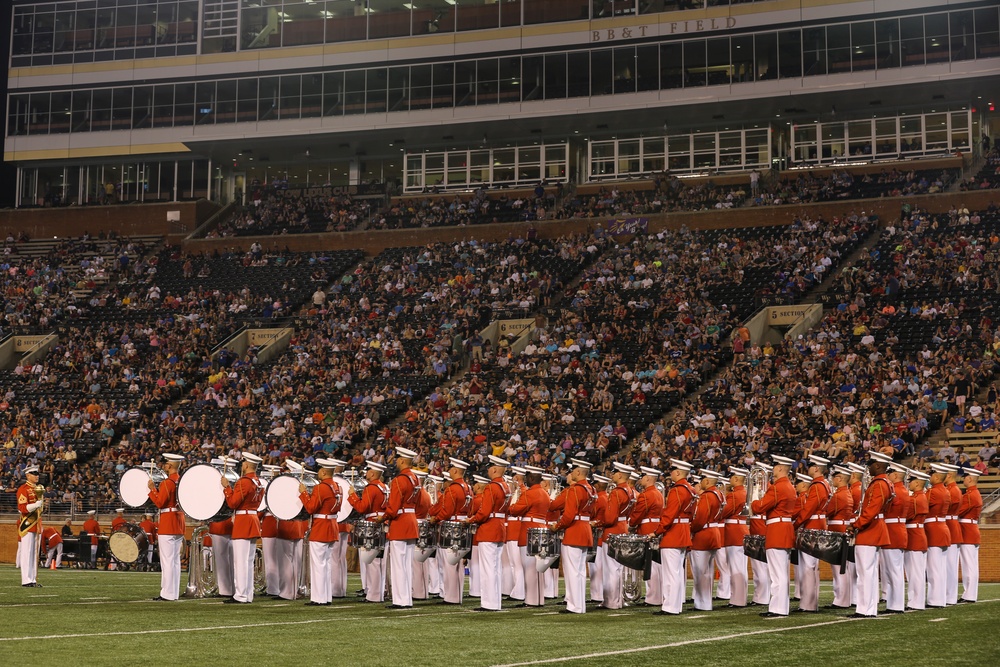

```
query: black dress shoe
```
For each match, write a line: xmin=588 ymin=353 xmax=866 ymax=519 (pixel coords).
xmin=653 ymin=610 xmax=679 ymax=616
xmin=823 ymin=604 xmax=850 ymax=609
xmin=355 ymin=590 xmax=367 ymax=596
xmin=305 ymin=601 xmax=330 ymax=606
xmin=846 ymin=612 xmax=875 ymax=618
xmin=223 ymin=599 xmax=250 ymax=604
xmin=558 ymin=609 xmax=579 ymax=614
xmin=792 ymin=608 xmax=819 ymax=613
xmin=905 ymin=607 xmax=923 ymax=611
xmin=513 ymin=603 xmax=530 ymax=608
xmin=726 ymin=604 xmax=744 ymax=609
xmin=438 ymin=600 xmax=461 ymax=605
xmin=746 ymin=601 xmax=762 ymax=607
xmin=882 ymin=609 xmax=904 ymax=614
xmin=759 ymin=612 xmax=786 ymax=618
xmin=926 ymin=604 xmax=945 ymax=608
xmin=385 ymin=604 xmax=412 ymax=610
xmin=151 ymin=596 xmax=168 ymax=601
xmin=957 ymin=599 xmax=975 ymax=604
xmin=472 ymin=607 xmax=499 ymax=612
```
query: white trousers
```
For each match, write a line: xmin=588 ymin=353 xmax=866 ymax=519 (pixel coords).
xmin=212 ymin=534 xmax=234 ymax=597
xmin=469 ymin=545 xmax=481 ymax=597
xmin=601 ymin=544 xmax=624 ymax=609
xmin=232 ymin=539 xmax=257 ymax=603
xmin=765 ymin=549 xmax=790 ymax=616
xmin=946 ymin=544 xmax=959 ymax=605
xmin=262 ymin=537 xmax=280 ymax=595
xmin=330 ymin=536 xmax=349 ymax=598
xmin=659 ymin=548 xmax=686 ymax=614
xmin=589 ymin=544 xmax=604 ymax=602
xmin=158 ymin=534 xmax=183 ymax=600
xmin=562 ymin=545 xmax=588 ymax=614
xmin=278 ymin=538 xmax=303 ymax=600
xmin=793 ymin=558 xmax=802 ymax=600
xmin=45 ymin=544 xmax=63 ymax=569
xmin=831 ymin=557 xmax=853 ymax=608
xmin=309 ymin=541 xmax=334 ymax=604
xmin=751 ymin=553 xmax=770 ymax=604
xmin=715 ymin=544 xmax=731 ymax=600
xmin=926 ymin=546 xmax=947 ymax=607
xmin=854 ymin=545 xmax=880 ymax=616
xmin=19 ymin=533 xmax=38 ymax=585
xmin=725 ymin=546 xmax=748 ymax=606
xmin=798 ymin=552 xmax=820 ymax=611
xmin=521 ymin=546 xmax=545 ymax=606
xmin=645 ymin=559 xmax=663 ymax=605
xmin=412 ymin=552 xmax=428 ymax=599
xmin=880 ymin=548 xmax=905 ymax=611
xmin=15 ymin=540 xmax=21 ymax=570
xmin=478 ymin=542 xmax=503 ymax=610
xmin=689 ymin=549 xmax=716 ymax=611
xmin=90 ymin=543 xmax=98 ymax=565
xmin=959 ymin=544 xmax=979 ymax=602
xmin=545 ymin=565 xmax=558 ymax=598
xmin=506 ymin=540 xmax=524 ymax=600
xmin=847 ymin=560 xmax=858 ymax=605
xmin=363 ymin=555 xmax=386 ymax=602
xmin=426 ymin=554 xmax=442 ymax=596
xmin=389 ymin=539 xmax=414 ymax=607
xmin=904 ymin=550 xmax=927 ymax=610
xmin=439 ymin=547 xmax=464 ymax=604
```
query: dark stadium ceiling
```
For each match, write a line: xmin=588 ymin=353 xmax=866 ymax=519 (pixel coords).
xmin=188 ymin=75 xmax=1000 ymax=165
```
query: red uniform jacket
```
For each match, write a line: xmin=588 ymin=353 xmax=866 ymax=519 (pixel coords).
xmin=261 ymin=514 xmax=278 ymax=539
xmin=42 ymin=526 xmax=62 ymax=549
xmin=17 ymin=483 xmax=42 ymax=535
xmin=433 ymin=478 xmax=472 ymax=522
xmin=601 ymin=484 xmax=637 ymax=537
xmin=383 ymin=469 xmax=420 ymax=540
xmin=224 ymin=473 xmax=264 ymax=539
xmin=301 ymin=477 xmax=342 ymax=543
xmin=958 ymin=486 xmax=982 ymax=545
xmin=507 ymin=484 xmax=551 ymax=547
xmin=720 ymin=484 xmax=748 ymax=547
xmin=657 ymin=480 xmax=695 ymax=549
xmin=149 ymin=473 xmax=185 ymax=535
xmin=906 ymin=490 xmax=928 ymax=552
xmin=140 ymin=518 xmax=157 ymax=542
xmin=629 ymin=485 xmax=664 ymax=535
xmin=691 ymin=486 xmax=724 ymax=551
xmin=854 ymin=474 xmax=892 ymax=547
xmin=349 ymin=480 xmax=389 ymax=520
xmin=111 ymin=517 xmax=126 ymax=531
xmin=277 ymin=519 xmax=308 ymax=540
xmin=471 ymin=477 xmax=512 ymax=544
xmin=592 ymin=490 xmax=608 ymax=546
xmin=946 ymin=482 xmax=963 ymax=544
xmin=415 ymin=488 xmax=432 ymax=520
xmin=209 ymin=518 xmax=234 ymax=536
xmin=554 ymin=480 xmax=597 ymax=548
xmin=751 ymin=476 xmax=797 ymax=550
xmin=83 ymin=518 xmax=101 ymax=545
xmin=850 ymin=481 xmax=862 ymax=512
xmin=471 ymin=494 xmax=483 ymax=546
xmin=925 ymin=483 xmax=952 ymax=548
xmin=796 ymin=477 xmax=831 ymax=530
xmin=884 ymin=481 xmax=909 ymax=550
xmin=825 ymin=486 xmax=854 ymax=533
xmin=507 ymin=484 xmax=524 ymax=543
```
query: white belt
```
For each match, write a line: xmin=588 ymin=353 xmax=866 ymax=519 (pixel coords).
xmin=670 ymin=518 xmax=690 ymax=524
xmin=235 ymin=510 xmax=255 ymax=515
xmin=947 ymin=515 xmax=958 ymax=521
xmin=402 ymin=508 xmax=416 ymax=514
xmin=488 ymin=513 xmax=506 ymax=519
xmin=527 ymin=518 xmax=547 ymax=524
xmin=159 ymin=508 xmax=178 ymax=513
xmin=906 ymin=523 xmax=924 ymax=528
xmin=959 ymin=519 xmax=978 ymax=524
xmin=828 ymin=520 xmax=849 ymax=526
xmin=724 ymin=519 xmax=745 ymax=525
xmin=709 ymin=523 xmax=724 ymax=529
xmin=454 ymin=515 xmax=468 ymax=521
xmin=365 ymin=513 xmax=379 ymax=519
xmin=884 ymin=518 xmax=905 ymax=524
xmin=766 ymin=517 xmax=793 ymax=525
xmin=640 ymin=518 xmax=659 ymax=524
xmin=807 ymin=514 xmax=824 ymax=521
xmin=314 ymin=514 xmax=336 ymax=520
xmin=924 ymin=517 xmax=946 ymax=523
xmin=875 ymin=514 xmax=884 ymax=520
xmin=575 ymin=516 xmax=591 ymax=521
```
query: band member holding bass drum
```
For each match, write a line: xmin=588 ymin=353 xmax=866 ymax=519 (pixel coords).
xmin=348 ymin=461 xmax=389 ymax=603
xmin=825 ymin=465 xmax=855 ymax=609
xmin=630 ymin=466 xmax=664 ymax=608
xmin=221 ymin=452 xmax=265 ymax=604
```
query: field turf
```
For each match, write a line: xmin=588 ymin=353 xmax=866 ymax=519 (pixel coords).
xmin=0 ymin=567 xmax=995 ymax=666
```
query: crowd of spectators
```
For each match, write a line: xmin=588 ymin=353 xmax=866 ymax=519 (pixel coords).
xmin=210 ymin=187 xmax=376 ymax=237
xmin=959 ymin=147 xmax=1000 ymax=191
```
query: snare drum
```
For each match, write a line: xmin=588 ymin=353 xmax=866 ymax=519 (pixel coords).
xmin=265 ymin=474 xmax=319 ymax=521
xmin=178 ymin=463 xmax=240 ymax=522
xmin=351 ymin=519 xmax=386 ymax=564
xmin=743 ymin=534 xmax=767 ymax=563
xmin=437 ymin=520 xmax=473 ymax=565
xmin=526 ymin=527 xmax=561 ymax=559
xmin=414 ymin=519 xmax=437 ymax=563
xmin=119 ymin=467 xmax=167 ymax=509
xmin=108 ymin=523 xmax=149 ymax=564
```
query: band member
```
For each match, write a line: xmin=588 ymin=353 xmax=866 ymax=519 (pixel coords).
xmin=422 ymin=474 xmax=444 ymax=598
xmin=846 ymin=461 xmax=866 ymax=605
xmin=925 ymin=463 xmax=952 ymax=608
xmin=792 ymin=455 xmax=831 ymax=613
xmin=542 ymin=473 xmax=563 ymax=599
xmin=469 ymin=456 xmax=512 ymax=611
xmin=42 ymin=524 xmax=63 ymax=569
xmin=469 ymin=475 xmax=489 ymax=599
xmin=111 ymin=508 xmax=126 ymax=532
xmin=83 ymin=510 xmax=101 ymax=569
xmin=208 ymin=517 xmax=235 ymax=598
xmin=139 ymin=513 xmax=156 ymax=566
xmin=654 ymin=459 xmax=695 ymax=616
xmin=944 ymin=465 xmax=962 ymax=605
xmin=348 ymin=460 xmax=389 ymax=603
xmin=751 ymin=455 xmax=796 ymax=618
xmin=958 ymin=468 xmax=983 ymax=603
xmin=325 ymin=459 xmax=352 ymax=599
xmin=276 ymin=516 xmax=307 ymax=601
xmin=748 ymin=462 xmax=772 ymax=607
xmin=148 ymin=453 xmax=185 ymax=600
xmin=589 ymin=473 xmax=610 ymax=606
xmin=719 ymin=466 xmax=749 ymax=607
xmin=630 ymin=466 xmax=665 ymax=607
xmin=504 ymin=466 xmax=526 ymax=603
xmin=713 ymin=475 xmax=731 ymax=604
xmin=851 ymin=451 xmax=893 ymax=618
xmin=689 ymin=469 xmax=724 ymax=611
xmin=508 ymin=464 xmax=551 ymax=608
xmin=299 ymin=459 xmax=342 ymax=605
xmin=826 ymin=465 xmax=855 ymax=609
xmin=791 ymin=474 xmax=811 ymax=603
xmin=881 ymin=463 xmax=910 ymax=614
xmin=550 ymin=458 xmax=596 ymax=614
xmin=411 ymin=469 xmax=432 ymax=601
xmin=379 ymin=446 xmax=421 ymax=609
xmin=260 ymin=510 xmax=280 ymax=597
xmin=596 ymin=463 xmax=637 ymax=610
xmin=430 ymin=457 xmax=472 ymax=605
xmin=221 ymin=452 xmax=265 ymax=604
xmin=17 ymin=466 xmax=44 ymax=587
xmin=904 ymin=468 xmax=930 ymax=610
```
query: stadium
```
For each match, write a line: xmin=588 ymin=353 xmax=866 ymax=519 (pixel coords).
xmin=1 ymin=0 xmax=999 ymax=664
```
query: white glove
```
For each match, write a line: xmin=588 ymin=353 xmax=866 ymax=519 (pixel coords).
xmin=27 ymin=500 xmax=43 ymax=512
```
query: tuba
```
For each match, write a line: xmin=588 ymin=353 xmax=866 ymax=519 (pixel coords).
xmin=622 ymin=563 xmax=643 ymax=604
xmin=183 ymin=525 xmax=217 ymax=598
xmin=547 ymin=476 xmax=563 ymax=501
xmin=424 ymin=475 xmax=440 ymax=506
xmin=743 ymin=466 xmax=770 ymax=518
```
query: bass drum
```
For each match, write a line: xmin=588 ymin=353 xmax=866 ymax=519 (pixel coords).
xmin=119 ymin=467 xmax=166 ymax=509
xmin=606 ymin=533 xmax=649 ymax=570
xmin=108 ymin=523 xmax=148 ymax=563
xmin=178 ymin=464 xmax=239 ymax=522
xmin=266 ymin=474 xmax=319 ymax=521
xmin=331 ymin=476 xmax=357 ymax=523
xmin=796 ymin=529 xmax=849 ymax=566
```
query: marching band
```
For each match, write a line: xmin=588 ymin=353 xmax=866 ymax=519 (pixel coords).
xmin=13 ymin=448 xmax=986 ymax=618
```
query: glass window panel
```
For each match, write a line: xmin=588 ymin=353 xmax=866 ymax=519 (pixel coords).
xmin=388 ymin=66 xmax=408 ymax=111
xmin=414 ymin=0 xmax=452 ymax=35
xmin=112 ymin=87 xmax=133 ymax=129
xmin=618 ymin=140 xmax=640 ymax=174
xmin=975 ymin=7 xmax=1000 ymax=59
xmin=49 ymin=91 xmax=71 ymax=134
xmin=476 ymin=59 xmax=498 ymax=105
xmin=344 ymin=70 xmax=366 ymax=114
xmin=34 ymin=11 xmax=55 ymax=54
xmin=302 ymin=73 xmax=323 ymax=117
xmin=802 ymin=28 xmax=825 ymax=76
xmin=613 ymin=47 xmax=636 ymax=94
xmin=951 ymin=111 xmax=970 ymax=150
xmin=70 ymin=89 xmax=92 ymax=133
xmin=432 ymin=63 xmax=454 ymax=108
xmin=522 ymin=56 xmax=544 ymax=101
xmin=590 ymin=142 xmax=615 ymax=178
xmin=257 ymin=77 xmax=278 ymax=121
xmin=281 ymin=3 xmax=325 ymax=46
xmin=545 ymin=54 xmax=567 ymax=99
xmin=500 ymin=0 xmax=520 ymax=27
xmin=876 ymin=19 xmax=900 ymax=69
xmin=777 ymin=31 xmax=801 ymax=79
xmin=685 ymin=40 xmax=707 ymax=86
xmin=524 ymin=0 xmax=587 ymax=25
xmin=237 ymin=78 xmax=258 ymax=121
xmin=925 ymin=113 xmax=948 ymax=150
xmin=826 ymin=24 xmax=850 ymax=73
xmin=499 ymin=57 xmax=520 ymax=103
xmin=846 ymin=120 xmax=871 ymax=157
xmin=368 ymin=0 xmax=410 ymax=39
xmin=732 ymin=35 xmax=754 ymax=81
xmin=470 ymin=150 xmax=491 ymax=184
xmin=635 ymin=45 xmax=658 ymax=92
xmin=925 ymin=13 xmax=949 ymax=63
xmin=660 ymin=43 xmax=683 ymax=88
xmin=951 ymin=11 xmax=974 ymax=61
xmin=456 ymin=0 xmax=497 ymax=32
xmin=54 ymin=11 xmax=79 ymax=52
xmin=241 ymin=6 xmax=271 ymax=49
xmin=12 ymin=11 xmax=34 ymax=56
xmin=642 ymin=137 xmax=664 ymax=172
xmin=755 ymin=32 xmax=777 ymax=80
xmin=446 ymin=153 xmax=468 ymax=187
xmin=591 ymin=49 xmax=613 ymax=96
xmin=174 ymin=84 xmax=194 ymax=126
xmin=900 ymin=116 xmax=922 ymax=153
xmin=278 ymin=75 xmax=301 ymax=119
xmin=875 ymin=118 xmax=897 ymax=155
xmin=366 ymin=69 xmax=388 ymax=114
xmin=410 ymin=64 xmax=432 ymax=110
xmin=91 ymin=89 xmax=112 ymax=131
xmin=706 ymin=37 xmax=731 ymax=85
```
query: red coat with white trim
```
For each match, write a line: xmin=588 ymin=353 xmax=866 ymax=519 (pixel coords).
xmin=224 ymin=473 xmax=264 ymax=539
xmin=690 ymin=486 xmax=724 ymax=551
xmin=854 ymin=474 xmax=892 ymax=548
xmin=825 ymin=486 xmax=854 ymax=533
xmin=884 ymin=481 xmax=909 ymax=550
xmin=795 ymin=477 xmax=831 ymax=530
xmin=656 ymin=479 xmax=695 ymax=549
xmin=925 ymin=483 xmax=952 ymax=548
xmin=553 ymin=480 xmax=597 ymax=548
xmin=720 ymin=484 xmax=748 ymax=547
xmin=507 ymin=484 xmax=550 ymax=547
xmin=148 ymin=473 xmax=184 ymax=535
xmin=958 ymin=486 xmax=982 ymax=545
xmin=471 ymin=477 xmax=511 ymax=544
xmin=629 ymin=484 xmax=663 ymax=535
xmin=300 ymin=478 xmax=341 ymax=543
xmin=382 ymin=469 xmax=420 ymax=540
xmin=750 ymin=476 xmax=797 ymax=550
xmin=905 ymin=489 xmax=928 ymax=552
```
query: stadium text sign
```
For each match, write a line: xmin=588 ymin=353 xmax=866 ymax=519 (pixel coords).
xmin=606 ymin=217 xmax=649 ymax=235
xmin=592 ymin=17 xmax=736 ymax=42
xmin=767 ymin=305 xmax=812 ymax=325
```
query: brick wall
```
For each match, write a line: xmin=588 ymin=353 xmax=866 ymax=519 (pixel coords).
xmin=0 ymin=200 xmax=217 ymax=239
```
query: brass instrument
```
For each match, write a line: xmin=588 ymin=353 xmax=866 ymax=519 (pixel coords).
xmin=743 ymin=466 xmax=770 ymax=519
xmin=547 ymin=475 xmax=563 ymax=501
xmin=183 ymin=525 xmax=217 ymax=598
xmin=622 ymin=564 xmax=643 ymax=604
xmin=424 ymin=474 xmax=440 ymax=506
xmin=18 ymin=483 xmax=45 ymax=537
xmin=855 ymin=468 xmax=873 ymax=518
xmin=298 ymin=534 xmax=311 ymax=598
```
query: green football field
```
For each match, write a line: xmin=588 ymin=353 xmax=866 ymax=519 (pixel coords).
xmin=0 ymin=566 xmax=995 ymax=666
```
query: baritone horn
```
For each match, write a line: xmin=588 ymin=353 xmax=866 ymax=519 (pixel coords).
xmin=743 ymin=466 xmax=770 ymax=518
